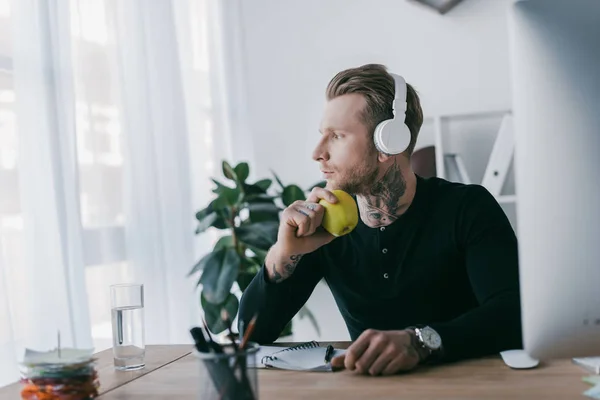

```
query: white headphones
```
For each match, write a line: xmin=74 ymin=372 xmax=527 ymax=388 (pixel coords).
xmin=373 ymin=73 xmax=411 ymax=155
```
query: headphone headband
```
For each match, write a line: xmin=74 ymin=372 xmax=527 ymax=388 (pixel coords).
xmin=372 ymin=72 xmax=411 ymax=155
xmin=389 ymin=73 xmax=407 ymax=117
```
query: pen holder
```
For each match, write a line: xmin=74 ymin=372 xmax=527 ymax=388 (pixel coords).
xmin=193 ymin=342 xmax=259 ymax=400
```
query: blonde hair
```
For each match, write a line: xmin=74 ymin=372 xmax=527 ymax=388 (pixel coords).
xmin=326 ymin=64 xmax=424 ymax=155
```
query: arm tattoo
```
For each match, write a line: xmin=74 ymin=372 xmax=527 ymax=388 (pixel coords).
xmin=270 ymin=254 xmax=303 ymax=283
xmin=270 ymin=264 xmax=284 ymax=283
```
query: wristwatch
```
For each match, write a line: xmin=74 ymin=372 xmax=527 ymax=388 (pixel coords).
xmin=407 ymin=325 xmax=443 ymax=362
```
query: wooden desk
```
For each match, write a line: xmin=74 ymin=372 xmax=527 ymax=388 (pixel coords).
xmin=0 ymin=343 xmax=591 ymax=399
xmin=0 ymin=345 xmax=192 ymax=399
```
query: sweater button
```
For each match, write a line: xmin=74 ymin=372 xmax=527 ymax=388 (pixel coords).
xmin=382 ymin=248 xmax=388 ymax=254
xmin=383 ymin=273 xmax=389 ymax=279
xmin=380 ymin=227 xmax=385 ymax=232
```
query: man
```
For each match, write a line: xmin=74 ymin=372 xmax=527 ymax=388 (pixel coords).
xmin=238 ymin=63 xmax=522 ymax=376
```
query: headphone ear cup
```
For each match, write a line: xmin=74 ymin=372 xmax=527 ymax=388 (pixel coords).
xmin=373 ymin=119 xmax=392 ymax=154
xmin=373 ymin=119 xmax=411 ymax=155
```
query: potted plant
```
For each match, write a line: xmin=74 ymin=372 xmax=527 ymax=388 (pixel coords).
xmin=189 ymin=160 xmax=323 ymax=338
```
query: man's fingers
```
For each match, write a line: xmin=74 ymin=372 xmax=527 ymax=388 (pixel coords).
xmin=344 ymin=329 xmax=375 ymax=371
xmin=381 ymin=345 xmax=420 ymax=375
xmin=381 ymin=354 xmax=412 ymax=375
xmin=302 ymin=202 xmax=324 ymax=235
xmin=300 ymin=229 xmax=335 ymax=250
xmin=293 ymin=207 xmax=312 ymax=237
xmin=331 ymin=354 xmax=345 ymax=370
xmin=284 ymin=201 xmax=327 ymax=237
xmin=297 ymin=202 xmax=323 ymax=236
xmin=367 ymin=345 xmax=397 ymax=376
xmin=306 ymin=187 xmax=338 ymax=204
xmin=279 ymin=200 xmax=335 ymax=252
xmin=354 ymin=333 xmax=388 ymax=374
xmin=302 ymin=202 xmax=323 ymax=215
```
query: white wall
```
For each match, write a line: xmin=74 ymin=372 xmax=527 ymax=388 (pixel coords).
xmin=238 ymin=0 xmax=512 ymax=189
xmin=234 ymin=0 xmax=515 ymax=341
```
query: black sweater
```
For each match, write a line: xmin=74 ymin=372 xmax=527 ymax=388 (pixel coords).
xmin=238 ymin=175 xmax=522 ymax=362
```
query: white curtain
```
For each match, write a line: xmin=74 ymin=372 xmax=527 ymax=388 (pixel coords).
xmin=0 ymin=0 xmax=250 ymax=386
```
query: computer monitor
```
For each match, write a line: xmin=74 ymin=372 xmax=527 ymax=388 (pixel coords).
xmin=508 ymin=0 xmax=600 ymax=360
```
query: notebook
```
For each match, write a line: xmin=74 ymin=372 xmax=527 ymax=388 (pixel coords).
xmin=255 ymin=341 xmax=346 ymax=372
xmin=573 ymin=357 xmax=600 ymax=374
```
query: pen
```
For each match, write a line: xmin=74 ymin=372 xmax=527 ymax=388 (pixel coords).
xmin=240 ymin=314 xmax=257 ymax=350
xmin=189 ymin=327 xmax=210 ymax=353
xmin=324 ymin=344 xmax=334 ymax=364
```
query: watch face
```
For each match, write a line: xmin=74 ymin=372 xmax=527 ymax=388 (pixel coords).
xmin=420 ymin=327 xmax=442 ymax=350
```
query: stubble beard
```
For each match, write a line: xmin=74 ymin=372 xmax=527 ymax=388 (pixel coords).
xmin=329 ymin=154 xmax=409 ymax=228
xmin=326 ymin=150 xmax=380 ymax=196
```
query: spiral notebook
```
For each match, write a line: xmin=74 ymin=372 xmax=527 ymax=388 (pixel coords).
xmin=257 ymin=341 xmax=346 ymax=372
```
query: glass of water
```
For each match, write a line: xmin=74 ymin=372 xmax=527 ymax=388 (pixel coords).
xmin=110 ymin=283 xmax=145 ymax=371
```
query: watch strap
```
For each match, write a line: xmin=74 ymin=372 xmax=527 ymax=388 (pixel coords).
xmin=406 ymin=325 xmax=444 ymax=364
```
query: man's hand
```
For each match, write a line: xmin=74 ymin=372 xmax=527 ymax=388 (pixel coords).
xmin=265 ymin=187 xmax=339 ymax=283
xmin=278 ymin=187 xmax=339 ymax=253
xmin=331 ymin=329 xmax=424 ymax=376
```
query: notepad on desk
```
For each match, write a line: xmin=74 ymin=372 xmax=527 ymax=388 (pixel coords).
xmin=573 ymin=357 xmax=600 ymax=374
xmin=249 ymin=341 xmax=346 ymax=372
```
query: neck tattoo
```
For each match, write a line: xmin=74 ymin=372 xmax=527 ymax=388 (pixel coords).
xmin=358 ymin=160 xmax=408 ymax=228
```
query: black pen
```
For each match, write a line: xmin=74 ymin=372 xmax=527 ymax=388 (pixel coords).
xmin=324 ymin=344 xmax=334 ymax=364
xmin=189 ymin=327 xmax=210 ymax=353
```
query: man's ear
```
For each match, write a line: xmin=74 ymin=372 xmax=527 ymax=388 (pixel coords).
xmin=377 ymin=151 xmax=394 ymax=163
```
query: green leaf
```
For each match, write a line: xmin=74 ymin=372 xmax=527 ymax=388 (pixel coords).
xmin=235 ymin=221 xmax=278 ymax=251
xmin=234 ymin=162 xmax=249 ymax=183
xmin=254 ymin=179 xmax=272 ymax=192
xmin=199 ymin=248 xmax=240 ymax=304
xmin=195 ymin=199 xmax=230 ymax=231
xmin=195 ymin=206 xmax=211 ymax=221
xmin=214 ymin=187 xmax=241 ymax=208
xmin=271 ymin=171 xmax=286 ymax=190
xmin=247 ymin=202 xmax=280 ymax=224
xmin=222 ymin=161 xmax=237 ymax=181
xmin=211 ymin=178 xmax=228 ymax=194
xmin=243 ymin=182 xmax=266 ymax=195
xmin=195 ymin=212 xmax=218 ymax=235
xmin=212 ymin=213 xmax=229 ymax=229
xmin=188 ymin=251 xmax=213 ymax=277
xmin=243 ymin=182 xmax=271 ymax=203
xmin=246 ymin=245 xmax=268 ymax=264
xmin=298 ymin=305 xmax=321 ymax=337
xmin=246 ymin=202 xmax=280 ymax=214
xmin=249 ymin=212 xmax=279 ymax=224
xmin=211 ymin=195 xmax=228 ymax=211
xmin=208 ymin=199 xmax=232 ymax=229
xmin=201 ymin=292 xmax=239 ymax=335
xmin=225 ymin=187 xmax=242 ymax=206
xmin=213 ymin=235 xmax=234 ymax=251
xmin=282 ymin=184 xmax=305 ymax=206
xmin=245 ymin=193 xmax=277 ymax=203
xmin=212 ymin=180 xmax=242 ymax=208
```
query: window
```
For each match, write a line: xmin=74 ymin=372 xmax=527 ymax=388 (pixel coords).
xmin=67 ymin=0 xmax=220 ymax=351
xmin=0 ymin=0 xmax=222 ymax=368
